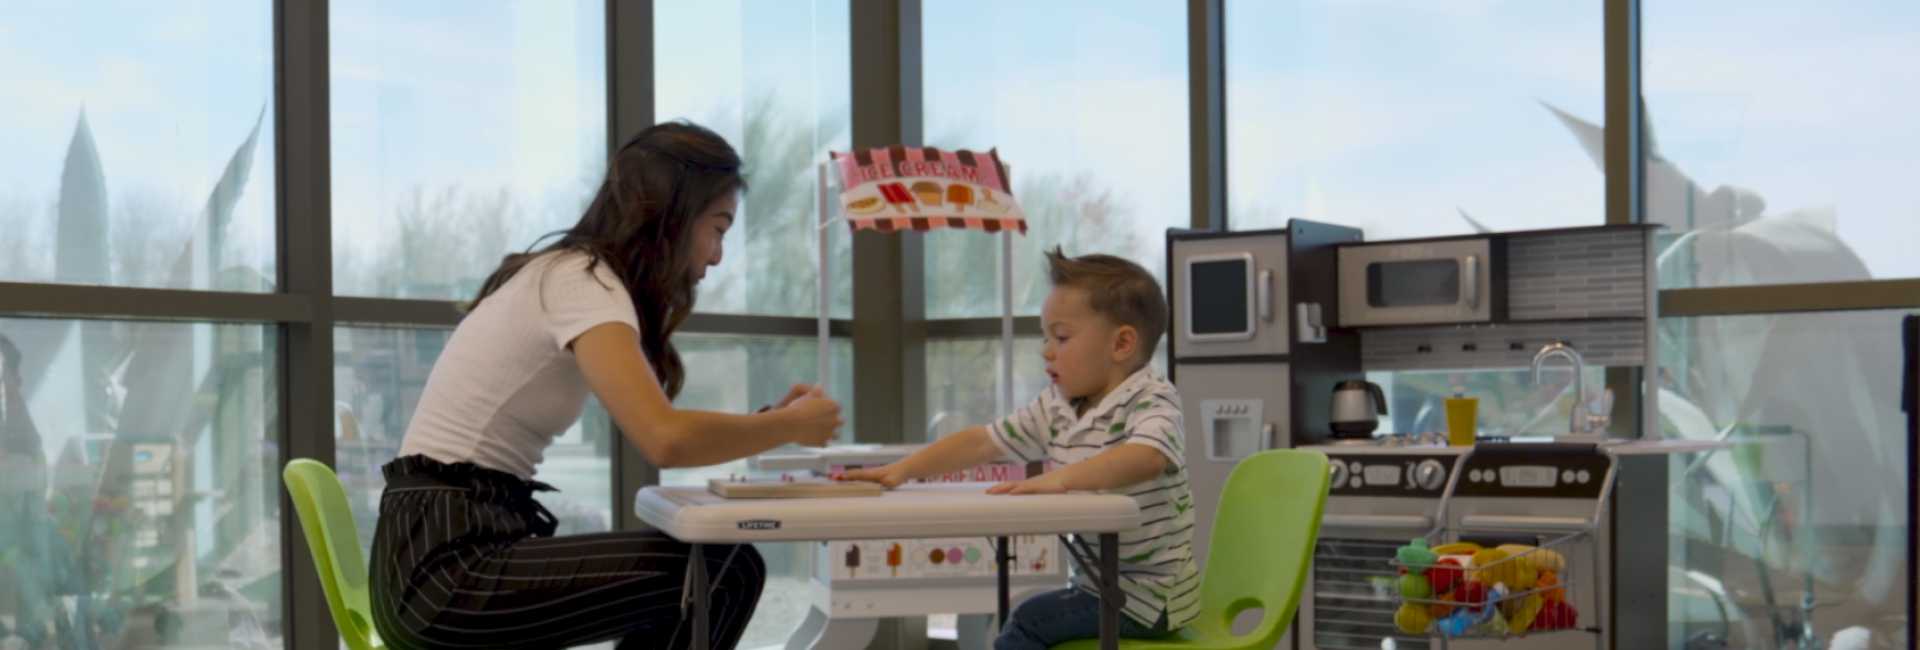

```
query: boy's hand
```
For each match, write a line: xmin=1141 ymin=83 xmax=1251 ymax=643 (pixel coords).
xmin=839 ymin=464 xmax=908 ymax=489
xmin=986 ymin=472 xmax=1070 ymax=495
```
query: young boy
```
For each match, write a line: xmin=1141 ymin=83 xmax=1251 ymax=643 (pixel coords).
xmin=843 ymin=247 xmax=1197 ymax=649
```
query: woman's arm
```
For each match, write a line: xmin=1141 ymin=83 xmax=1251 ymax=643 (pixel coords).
xmin=572 ymin=322 xmax=841 ymax=468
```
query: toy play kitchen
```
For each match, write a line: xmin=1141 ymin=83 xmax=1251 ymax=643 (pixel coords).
xmin=1169 ymin=221 xmax=1742 ymax=648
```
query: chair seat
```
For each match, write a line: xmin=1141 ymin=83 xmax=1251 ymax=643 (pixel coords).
xmin=1047 ymin=449 xmax=1330 ymax=650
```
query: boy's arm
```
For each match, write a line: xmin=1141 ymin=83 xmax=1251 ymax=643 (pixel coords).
xmin=990 ymin=392 xmax=1185 ymax=495
xmin=840 ymin=426 xmax=1003 ymax=488
xmin=987 ymin=444 xmax=1167 ymax=494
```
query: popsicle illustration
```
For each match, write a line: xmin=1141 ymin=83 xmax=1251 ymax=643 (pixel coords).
xmin=887 ymin=542 xmax=903 ymax=577
xmin=946 ymin=184 xmax=974 ymax=213
xmin=845 ymin=544 xmax=861 ymax=578
xmin=877 ymin=182 xmax=916 ymax=214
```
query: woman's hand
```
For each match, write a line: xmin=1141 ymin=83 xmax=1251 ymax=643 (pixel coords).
xmin=839 ymin=464 xmax=909 ymax=489
xmin=986 ymin=472 xmax=1070 ymax=495
xmin=777 ymin=395 xmax=842 ymax=447
xmin=773 ymin=383 xmax=824 ymax=410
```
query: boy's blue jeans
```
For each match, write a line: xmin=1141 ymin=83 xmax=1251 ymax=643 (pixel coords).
xmin=995 ymin=587 xmax=1171 ymax=650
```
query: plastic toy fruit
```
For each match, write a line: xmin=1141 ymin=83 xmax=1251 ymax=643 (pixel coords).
xmin=1395 ymin=603 xmax=1432 ymax=634
xmin=1499 ymin=543 xmax=1566 ymax=573
xmin=1398 ymin=573 xmax=1432 ymax=599
xmin=1397 ymin=538 xmax=1437 ymax=571
xmin=1432 ymin=541 xmax=1483 ymax=555
xmin=1474 ymin=547 xmax=1537 ymax=591
xmin=1427 ymin=556 xmax=1464 ymax=593
xmin=1503 ymin=594 xmax=1546 ymax=634
xmin=1535 ymin=600 xmax=1578 ymax=630
xmin=1458 ymin=581 xmax=1490 ymax=611
xmin=1536 ymin=569 xmax=1565 ymax=602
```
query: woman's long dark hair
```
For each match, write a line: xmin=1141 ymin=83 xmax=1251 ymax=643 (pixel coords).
xmin=472 ymin=121 xmax=744 ymax=398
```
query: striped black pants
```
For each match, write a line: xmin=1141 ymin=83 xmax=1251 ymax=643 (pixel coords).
xmin=370 ymin=456 xmax=764 ymax=650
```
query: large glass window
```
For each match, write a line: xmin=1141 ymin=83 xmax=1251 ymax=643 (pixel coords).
xmin=0 ymin=2 xmax=276 ymax=291
xmin=0 ymin=319 xmax=279 ymax=647
xmin=1660 ymin=310 xmax=1911 ymax=647
xmin=925 ymin=338 xmax=1047 ymax=441
xmin=655 ymin=0 xmax=853 ymax=319
xmin=334 ymin=327 xmax=618 ymax=559
xmin=922 ymin=0 xmax=1190 ymax=318
xmin=330 ymin=1 xmax=607 ymax=300
xmin=657 ymin=334 xmax=853 ymax=649
xmin=1644 ymin=2 xmax=1920 ymax=288
xmin=1225 ymin=1 xmax=1603 ymax=239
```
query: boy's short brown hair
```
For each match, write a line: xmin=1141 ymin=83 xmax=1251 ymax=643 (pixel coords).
xmin=1045 ymin=246 xmax=1168 ymax=367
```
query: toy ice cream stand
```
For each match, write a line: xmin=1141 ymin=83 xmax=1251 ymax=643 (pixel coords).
xmin=754 ymin=146 xmax=1065 ymax=650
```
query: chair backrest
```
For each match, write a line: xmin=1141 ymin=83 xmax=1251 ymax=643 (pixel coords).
xmin=1190 ymin=449 xmax=1331 ymax=643
xmin=283 ymin=459 xmax=381 ymax=649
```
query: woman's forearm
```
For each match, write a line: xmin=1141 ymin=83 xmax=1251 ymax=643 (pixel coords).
xmin=639 ymin=409 xmax=795 ymax=468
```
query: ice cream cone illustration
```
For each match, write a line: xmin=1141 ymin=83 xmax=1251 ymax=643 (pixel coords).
xmin=978 ymin=187 xmax=1006 ymax=213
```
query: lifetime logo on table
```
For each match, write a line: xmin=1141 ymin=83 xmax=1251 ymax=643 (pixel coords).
xmin=736 ymin=519 xmax=782 ymax=531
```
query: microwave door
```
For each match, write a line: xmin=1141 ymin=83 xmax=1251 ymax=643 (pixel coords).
xmin=1338 ymin=239 xmax=1495 ymax=327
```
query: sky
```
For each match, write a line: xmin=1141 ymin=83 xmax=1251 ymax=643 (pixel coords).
xmin=4 ymin=0 xmax=1916 ymax=292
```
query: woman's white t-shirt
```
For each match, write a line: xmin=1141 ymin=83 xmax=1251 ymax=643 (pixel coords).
xmin=398 ymin=250 xmax=640 ymax=479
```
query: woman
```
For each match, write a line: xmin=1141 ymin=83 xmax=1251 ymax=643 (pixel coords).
xmin=369 ymin=121 xmax=842 ymax=650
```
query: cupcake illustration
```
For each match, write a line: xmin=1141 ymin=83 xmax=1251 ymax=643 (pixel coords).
xmin=911 ymin=181 xmax=944 ymax=207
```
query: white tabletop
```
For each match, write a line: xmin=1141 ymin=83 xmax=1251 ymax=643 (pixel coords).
xmin=747 ymin=443 xmax=926 ymax=472
xmin=1600 ymin=438 xmax=1734 ymax=456
xmin=634 ymin=482 xmax=1141 ymax=544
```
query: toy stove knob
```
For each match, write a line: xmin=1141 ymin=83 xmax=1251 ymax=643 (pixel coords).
xmin=1413 ymin=459 xmax=1447 ymax=491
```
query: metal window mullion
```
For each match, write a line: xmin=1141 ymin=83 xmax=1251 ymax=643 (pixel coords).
xmin=608 ymin=0 xmax=656 ymax=528
xmin=923 ymin=316 xmax=1043 ymax=339
xmin=0 ymin=283 xmax=312 ymax=322
xmin=1190 ymin=0 xmax=1225 ymax=231
xmin=1660 ymin=279 xmax=1920 ymax=316
xmin=275 ymin=1 xmax=336 ymax=649
xmin=851 ymin=0 xmax=924 ymax=449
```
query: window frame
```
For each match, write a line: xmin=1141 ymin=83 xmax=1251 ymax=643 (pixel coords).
xmin=1 ymin=1 xmax=1913 ymax=648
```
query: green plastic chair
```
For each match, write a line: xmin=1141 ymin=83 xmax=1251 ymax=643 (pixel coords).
xmin=1055 ymin=449 xmax=1331 ymax=650
xmin=283 ymin=459 xmax=386 ymax=650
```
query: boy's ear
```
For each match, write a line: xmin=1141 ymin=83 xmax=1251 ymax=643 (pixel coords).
xmin=1111 ymin=324 xmax=1139 ymax=363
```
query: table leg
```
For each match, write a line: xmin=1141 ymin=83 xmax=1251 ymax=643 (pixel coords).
xmin=690 ymin=543 xmax=710 ymax=650
xmin=996 ymin=536 xmax=1011 ymax=631
xmin=1100 ymin=533 xmax=1119 ymax=650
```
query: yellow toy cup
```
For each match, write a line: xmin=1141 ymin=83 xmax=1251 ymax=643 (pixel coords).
xmin=1445 ymin=396 xmax=1478 ymax=446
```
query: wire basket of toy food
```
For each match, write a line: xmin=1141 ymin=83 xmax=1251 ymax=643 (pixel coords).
xmin=1386 ymin=531 xmax=1589 ymax=639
